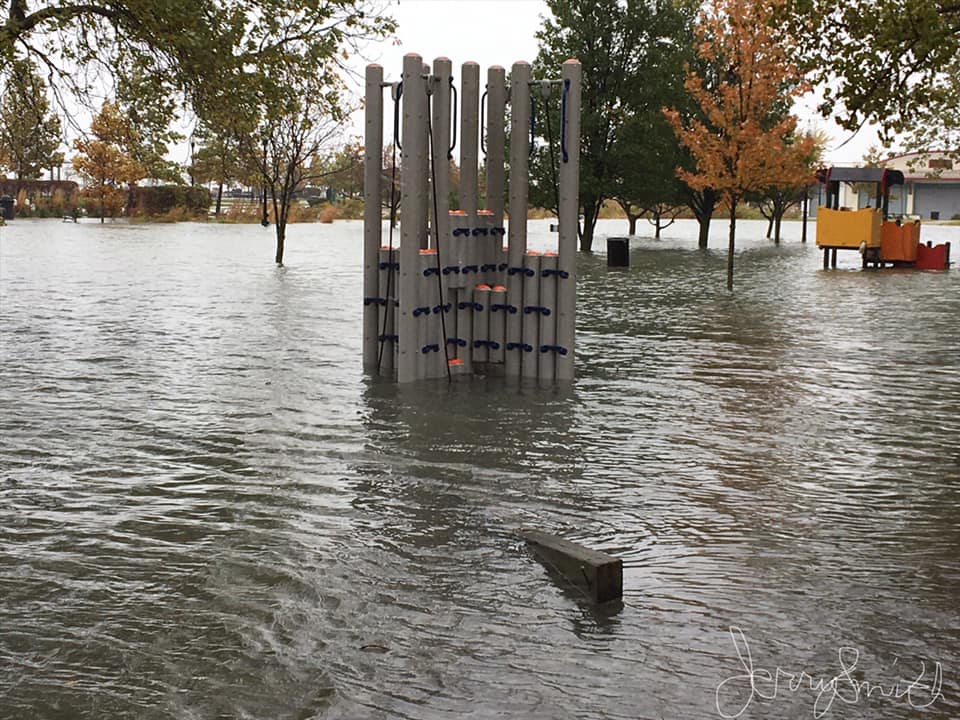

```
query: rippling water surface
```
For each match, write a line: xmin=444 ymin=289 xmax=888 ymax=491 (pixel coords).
xmin=1 ymin=218 xmax=958 ymax=719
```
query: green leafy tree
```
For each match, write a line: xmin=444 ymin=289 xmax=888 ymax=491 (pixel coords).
xmin=534 ymin=0 xmax=696 ymax=252
xmin=0 ymin=59 xmax=63 ymax=182
xmin=612 ymin=113 xmax=688 ymax=237
xmin=380 ymin=142 xmax=401 ymax=225
xmin=783 ymin=0 xmax=960 ymax=152
xmin=4 ymin=0 xmax=394 ymax=262
xmin=114 ymin=67 xmax=184 ymax=183
xmin=191 ymin=131 xmax=244 ymax=216
xmin=321 ymin=140 xmax=365 ymax=199
xmin=2 ymin=1 xmax=395 ymax=142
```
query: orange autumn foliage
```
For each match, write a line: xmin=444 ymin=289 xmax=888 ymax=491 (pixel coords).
xmin=663 ymin=0 xmax=814 ymax=289
xmin=663 ymin=0 xmax=813 ymax=205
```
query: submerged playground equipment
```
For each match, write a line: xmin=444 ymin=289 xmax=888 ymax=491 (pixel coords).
xmin=362 ymin=55 xmax=582 ymax=383
xmin=815 ymin=167 xmax=951 ymax=270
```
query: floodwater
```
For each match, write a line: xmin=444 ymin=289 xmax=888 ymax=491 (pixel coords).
xmin=1 ymin=217 xmax=958 ymax=720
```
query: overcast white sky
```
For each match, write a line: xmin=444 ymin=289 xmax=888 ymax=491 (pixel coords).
xmin=355 ymin=0 xmax=890 ymax=165
xmin=364 ymin=0 xmax=546 ymax=76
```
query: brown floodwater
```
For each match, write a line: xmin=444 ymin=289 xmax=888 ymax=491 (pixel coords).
xmin=1 ymin=217 xmax=958 ymax=719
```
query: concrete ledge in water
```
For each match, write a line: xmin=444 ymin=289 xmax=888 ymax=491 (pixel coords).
xmin=521 ymin=529 xmax=623 ymax=604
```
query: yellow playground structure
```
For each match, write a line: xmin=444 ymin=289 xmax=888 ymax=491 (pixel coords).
xmin=815 ymin=166 xmax=950 ymax=270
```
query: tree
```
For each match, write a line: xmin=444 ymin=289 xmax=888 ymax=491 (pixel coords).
xmin=72 ymin=102 xmax=147 ymax=222
xmin=665 ymin=0 xmax=813 ymax=290
xmin=680 ymin=183 xmax=719 ymax=248
xmin=783 ymin=0 xmax=960 ymax=152
xmin=2 ymin=1 xmax=395 ymax=146
xmin=644 ymin=202 xmax=684 ymax=239
xmin=321 ymin=140 xmax=365 ymax=199
xmin=670 ymin=36 xmax=736 ymax=249
xmin=0 ymin=60 xmax=63 ymax=182
xmin=380 ymin=142 xmax=401 ymax=226
xmin=534 ymin=0 xmax=696 ymax=252
xmin=113 ymin=70 xmax=184 ymax=184
xmin=753 ymin=129 xmax=824 ymax=244
xmin=191 ymin=131 xmax=244 ymax=216
xmin=612 ymin=108 xmax=690 ymax=237
xmin=3 ymin=1 xmax=393 ymax=263
xmin=82 ymin=100 xmax=156 ymax=216
xmin=234 ymin=67 xmax=347 ymax=265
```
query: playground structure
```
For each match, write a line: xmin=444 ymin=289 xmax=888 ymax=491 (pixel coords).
xmin=815 ymin=166 xmax=951 ymax=270
xmin=362 ymin=55 xmax=582 ymax=384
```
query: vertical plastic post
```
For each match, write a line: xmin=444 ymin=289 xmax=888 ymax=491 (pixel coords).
xmin=449 ymin=209 xmax=467 ymax=289
xmin=455 ymin=288 xmax=473 ymax=373
xmin=421 ymin=249 xmax=447 ymax=379
xmin=485 ymin=66 xmax=507 ymax=226
xmin=399 ymin=53 xmax=428 ymax=383
xmin=440 ymin=249 xmax=457 ymax=366
xmin=363 ymin=64 xmax=384 ymax=371
xmin=460 ymin=62 xmax=480 ymax=224
xmin=506 ymin=61 xmax=531 ymax=379
xmin=556 ymin=60 xmax=581 ymax=381
xmin=431 ymin=58 xmax=452 ymax=254
xmin=378 ymin=247 xmax=398 ymax=373
xmin=488 ymin=284 xmax=507 ymax=365
xmin=415 ymin=251 xmax=433 ymax=381
xmin=472 ymin=284 xmax=491 ymax=364
xmin=421 ymin=62 xmax=431 ymax=250
xmin=521 ymin=252 xmax=541 ymax=379
xmin=477 ymin=209 xmax=495 ymax=285
xmin=538 ymin=253 xmax=558 ymax=382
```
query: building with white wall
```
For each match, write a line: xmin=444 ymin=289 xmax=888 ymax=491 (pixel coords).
xmin=882 ymin=151 xmax=960 ymax=220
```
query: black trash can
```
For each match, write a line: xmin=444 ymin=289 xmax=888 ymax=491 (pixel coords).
xmin=607 ymin=237 xmax=629 ymax=267
xmin=0 ymin=195 xmax=14 ymax=221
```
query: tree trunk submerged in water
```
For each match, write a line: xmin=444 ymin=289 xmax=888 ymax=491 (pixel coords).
xmin=273 ymin=192 xmax=286 ymax=265
xmin=274 ymin=228 xmax=285 ymax=265
xmin=578 ymin=193 xmax=603 ymax=252
xmin=684 ymin=186 xmax=717 ymax=249
xmin=727 ymin=197 xmax=738 ymax=291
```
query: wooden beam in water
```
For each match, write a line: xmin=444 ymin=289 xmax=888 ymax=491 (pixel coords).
xmin=521 ymin=529 xmax=623 ymax=604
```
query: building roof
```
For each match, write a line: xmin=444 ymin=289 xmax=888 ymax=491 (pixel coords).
xmin=816 ymin=167 xmax=905 ymax=186
xmin=884 ymin=151 xmax=960 ymax=182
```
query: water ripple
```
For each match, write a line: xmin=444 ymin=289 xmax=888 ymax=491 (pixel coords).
xmin=1 ymin=219 xmax=958 ymax=719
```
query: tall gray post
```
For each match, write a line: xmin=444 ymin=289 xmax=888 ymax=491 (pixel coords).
xmin=363 ymin=64 xmax=384 ymax=371
xmin=432 ymin=58 xmax=453 ymax=252
xmin=460 ymin=62 xmax=480 ymax=222
xmin=400 ymin=54 xmax=428 ymax=383
xmin=556 ymin=60 xmax=581 ymax=381
xmin=485 ymin=66 xmax=507 ymax=226
xmin=421 ymin=61 xmax=431 ymax=250
xmin=506 ymin=61 xmax=531 ymax=379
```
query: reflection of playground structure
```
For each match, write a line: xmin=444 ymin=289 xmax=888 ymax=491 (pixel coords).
xmin=816 ymin=166 xmax=950 ymax=269
xmin=354 ymin=380 xmax=582 ymax=544
xmin=352 ymin=381 xmax=625 ymax=622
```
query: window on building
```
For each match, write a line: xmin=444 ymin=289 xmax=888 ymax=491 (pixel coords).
xmin=928 ymin=158 xmax=953 ymax=170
